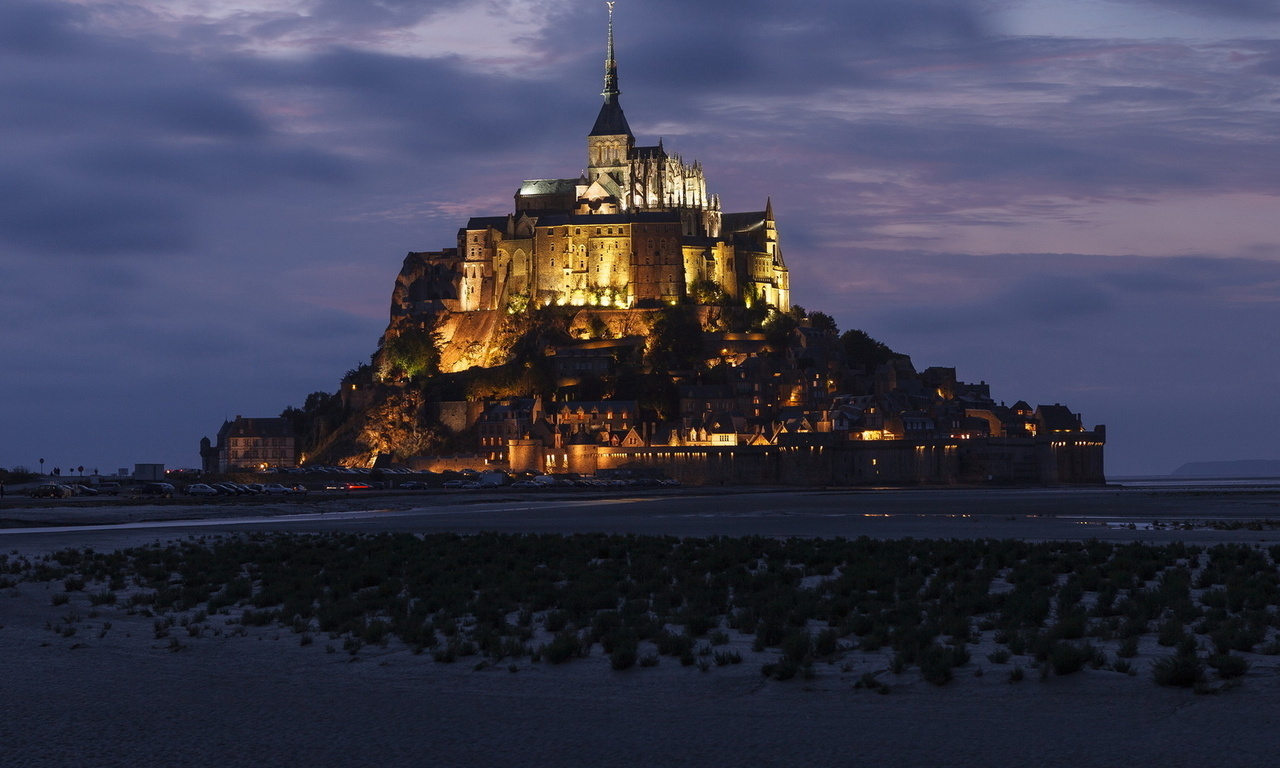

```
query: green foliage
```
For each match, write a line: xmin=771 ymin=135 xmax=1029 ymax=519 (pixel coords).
xmin=840 ymin=329 xmax=898 ymax=370
xmin=646 ymin=307 xmax=705 ymax=372
xmin=690 ymin=279 xmax=727 ymax=306
xmin=17 ymin=534 xmax=1280 ymax=689
xmin=807 ymin=311 xmax=838 ymax=334
xmin=382 ymin=327 xmax=441 ymax=380
xmin=761 ymin=310 xmax=798 ymax=346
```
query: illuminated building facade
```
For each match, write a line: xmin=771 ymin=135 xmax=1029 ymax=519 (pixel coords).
xmin=400 ymin=6 xmax=789 ymax=320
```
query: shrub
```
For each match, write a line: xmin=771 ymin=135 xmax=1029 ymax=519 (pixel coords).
xmin=764 ymin=659 xmax=800 ymax=681
xmin=539 ymin=631 xmax=585 ymax=664
xmin=610 ymin=643 xmax=638 ymax=671
xmin=781 ymin=630 xmax=813 ymax=664
xmin=919 ymin=644 xmax=955 ymax=685
xmin=1049 ymin=643 xmax=1095 ymax=676
xmin=713 ymin=649 xmax=742 ymax=666
xmin=1157 ymin=619 xmax=1184 ymax=647
xmin=50 ymin=593 xmax=70 ymax=606
xmin=987 ymin=649 xmax=1011 ymax=664
xmin=1152 ymin=654 xmax=1203 ymax=688
xmin=1009 ymin=666 xmax=1024 ymax=682
xmin=1207 ymin=653 xmax=1248 ymax=680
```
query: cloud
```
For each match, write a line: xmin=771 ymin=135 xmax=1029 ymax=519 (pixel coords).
xmin=1117 ymin=0 xmax=1280 ymax=20
xmin=0 ymin=2 xmax=360 ymax=257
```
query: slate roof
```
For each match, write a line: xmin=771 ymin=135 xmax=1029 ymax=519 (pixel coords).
xmin=1036 ymin=404 xmax=1082 ymax=432
xmin=223 ymin=417 xmax=294 ymax=440
xmin=721 ymin=211 xmax=767 ymax=234
xmin=590 ymin=96 xmax=632 ymax=137
xmin=518 ymin=179 xmax=579 ymax=196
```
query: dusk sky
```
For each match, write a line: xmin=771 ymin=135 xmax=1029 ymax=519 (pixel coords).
xmin=3 ymin=0 xmax=1279 ymax=477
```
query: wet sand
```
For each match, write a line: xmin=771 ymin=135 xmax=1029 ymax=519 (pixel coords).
xmin=5 ymin=485 xmax=1280 ymax=767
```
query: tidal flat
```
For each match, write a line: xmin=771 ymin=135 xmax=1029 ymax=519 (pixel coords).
xmin=5 ymin=486 xmax=1280 ymax=767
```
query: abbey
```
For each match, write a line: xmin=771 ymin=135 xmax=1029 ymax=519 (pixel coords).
xmin=419 ymin=7 xmax=789 ymax=317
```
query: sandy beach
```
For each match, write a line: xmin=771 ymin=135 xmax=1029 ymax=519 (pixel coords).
xmin=5 ymin=485 xmax=1280 ymax=767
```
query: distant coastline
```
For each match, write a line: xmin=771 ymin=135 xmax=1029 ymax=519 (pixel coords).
xmin=1171 ymin=459 xmax=1280 ymax=478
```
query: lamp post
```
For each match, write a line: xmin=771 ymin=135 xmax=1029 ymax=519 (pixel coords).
xmin=38 ymin=458 xmax=44 ymax=476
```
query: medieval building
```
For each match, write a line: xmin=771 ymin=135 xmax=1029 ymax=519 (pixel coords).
xmin=393 ymin=6 xmax=789 ymax=326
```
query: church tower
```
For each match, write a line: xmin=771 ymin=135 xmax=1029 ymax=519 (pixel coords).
xmin=586 ymin=2 xmax=634 ymax=200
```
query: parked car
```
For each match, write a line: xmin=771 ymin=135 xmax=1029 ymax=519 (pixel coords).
xmin=94 ymin=482 xmax=121 ymax=495
xmin=31 ymin=484 xmax=73 ymax=499
xmin=132 ymin=482 xmax=175 ymax=498
xmin=185 ymin=484 xmax=219 ymax=497
xmin=70 ymin=484 xmax=98 ymax=496
xmin=285 ymin=484 xmax=308 ymax=495
xmin=261 ymin=483 xmax=293 ymax=496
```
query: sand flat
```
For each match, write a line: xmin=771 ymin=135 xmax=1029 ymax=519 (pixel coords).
xmin=5 ymin=486 xmax=1280 ymax=767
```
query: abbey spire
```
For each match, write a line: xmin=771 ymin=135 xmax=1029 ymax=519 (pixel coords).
xmin=603 ymin=1 xmax=619 ymax=100
xmin=590 ymin=2 xmax=629 ymax=136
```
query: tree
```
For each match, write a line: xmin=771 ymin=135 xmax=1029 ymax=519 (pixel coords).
xmin=807 ymin=311 xmax=838 ymax=334
xmin=840 ymin=329 xmax=898 ymax=369
xmin=762 ymin=310 xmax=798 ymax=347
xmin=382 ymin=327 xmax=441 ymax=380
xmin=646 ymin=307 xmax=705 ymax=372
xmin=690 ymin=279 xmax=727 ymax=306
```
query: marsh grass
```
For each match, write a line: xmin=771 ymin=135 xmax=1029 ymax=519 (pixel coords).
xmin=9 ymin=534 xmax=1275 ymax=686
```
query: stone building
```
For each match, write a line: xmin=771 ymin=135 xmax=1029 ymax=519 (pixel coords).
xmin=391 ymin=5 xmax=789 ymax=329
xmin=200 ymin=416 xmax=297 ymax=473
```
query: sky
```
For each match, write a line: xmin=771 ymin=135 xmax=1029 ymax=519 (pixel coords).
xmin=3 ymin=0 xmax=1280 ymax=477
